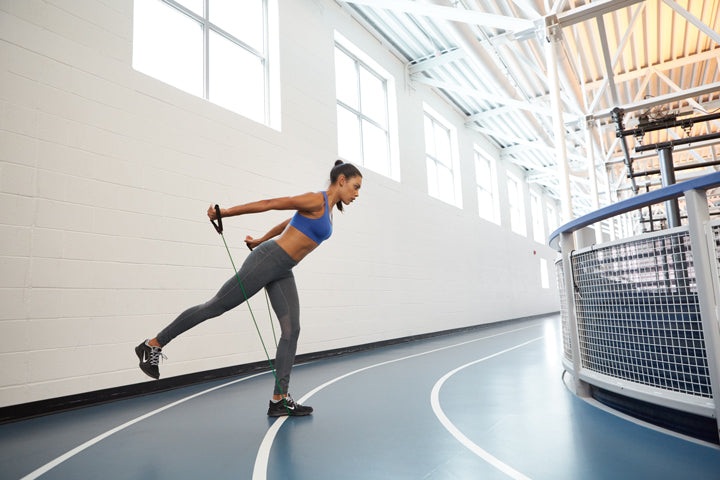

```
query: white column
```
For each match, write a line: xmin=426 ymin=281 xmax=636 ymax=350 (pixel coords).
xmin=545 ymin=16 xmax=573 ymax=223
xmin=685 ymin=188 xmax=720 ymax=438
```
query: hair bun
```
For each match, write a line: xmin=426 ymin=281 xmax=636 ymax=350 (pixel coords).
xmin=334 ymin=159 xmax=344 ymax=166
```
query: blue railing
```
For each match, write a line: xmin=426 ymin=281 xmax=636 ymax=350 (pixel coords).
xmin=548 ymin=170 xmax=720 ymax=250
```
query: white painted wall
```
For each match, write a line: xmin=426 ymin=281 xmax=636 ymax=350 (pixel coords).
xmin=0 ymin=0 xmax=559 ymax=407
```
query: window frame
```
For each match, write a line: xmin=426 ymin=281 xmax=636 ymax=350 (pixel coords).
xmin=423 ymin=106 xmax=461 ymax=208
xmin=334 ymin=32 xmax=398 ymax=180
xmin=474 ymin=147 xmax=499 ymax=224
xmin=547 ymin=203 xmax=559 ymax=235
xmin=507 ymin=171 xmax=527 ymax=236
xmin=540 ymin=258 xmax=550 ymax=289
xmin=133 ymin=0 xmax=278 ymax=127
xmin=530 ymin=190 xmax=545 ymax=244
xmin=335 ymin=44 xmax=390 ymax=172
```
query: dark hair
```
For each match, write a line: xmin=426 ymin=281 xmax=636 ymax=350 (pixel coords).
xmin=330 ymin=160 xmax=362 ymax=211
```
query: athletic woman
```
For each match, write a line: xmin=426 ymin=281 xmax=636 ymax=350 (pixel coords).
xmin=135 ymin=161 xmax=362 ymax=416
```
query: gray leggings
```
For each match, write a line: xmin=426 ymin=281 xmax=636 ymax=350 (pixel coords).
xmin=156 ymin=240 xmax=300 ymax=395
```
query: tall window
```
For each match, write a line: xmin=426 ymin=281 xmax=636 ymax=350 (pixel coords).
xmin=335 ymin=36 xmax=394 ymax=178
xmin=530 ymin=191 xmax=545 ymax=243
xmin=474 ymin=148 xmax=498 ymax=224
xmin=133 ymin=0 xmax=276 ymax=126
xmin=507 ymin=172 xmax=526 ymax=236
xmin=424 ymin=107 xmax=460 ymax=207
xmin=540 ymin=258 xmax=550 ymax=289
xmin=547 ymin=203 xmax=558 ymax=234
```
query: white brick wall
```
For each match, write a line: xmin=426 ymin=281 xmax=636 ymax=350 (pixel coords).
xmin=0 ymin=0 xmax=560 ymax=407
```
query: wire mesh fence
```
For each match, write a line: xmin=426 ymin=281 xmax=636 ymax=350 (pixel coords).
xmin=567 ymin=230 xmax=712 ymax=399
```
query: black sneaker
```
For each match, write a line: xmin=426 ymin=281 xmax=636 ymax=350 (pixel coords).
xmin=135 ymin=340 xmax=166 ymax=379
xmin=267 ymin=394 xmax=313 ymax=417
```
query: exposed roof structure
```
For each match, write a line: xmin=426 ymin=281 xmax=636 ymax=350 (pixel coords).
xmin=337 ymin=0 xmax=720 ymax=228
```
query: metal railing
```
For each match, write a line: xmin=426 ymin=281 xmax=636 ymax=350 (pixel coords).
xmin=550 ymin=171 xmax=720 ymax=437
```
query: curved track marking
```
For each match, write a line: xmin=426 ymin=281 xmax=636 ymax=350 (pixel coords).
xmin=252 ymin=325 xmax=541 ymax=480
xmin=20 ymin=371 xmax=268 ymax=480
xmin=430 ymin=337 xmax=542 ymax=480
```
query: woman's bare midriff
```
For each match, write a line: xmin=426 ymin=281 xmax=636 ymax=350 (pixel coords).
xmin=275 ymin=225 xmax=320 ymax=262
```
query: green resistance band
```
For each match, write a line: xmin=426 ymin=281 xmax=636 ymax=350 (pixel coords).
xmin=210 ymin=205 xmax=290 ymax=415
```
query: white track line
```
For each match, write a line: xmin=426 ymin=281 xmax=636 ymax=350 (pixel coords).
xmin=20 ymin=372 xmax=268 ymax=480
xmin=430 ymin=337 xmax=543 ymax=480
xmin=252 ymin=325 xmax=541 ymax=480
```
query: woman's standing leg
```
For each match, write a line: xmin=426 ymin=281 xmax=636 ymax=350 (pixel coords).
xmin=265 ymin=272 xmax=313 ymax=416
xmin=265 ymin=272 xmax=301 ymax=396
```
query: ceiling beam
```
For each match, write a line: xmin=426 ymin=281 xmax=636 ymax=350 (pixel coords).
xmin=595 ymin=15 xmax=620 ymax=107
xmin=411 ymin=76 xmax=552 ymax=114
xmin=408 ymin=48 xmax=466 ymax=74
xmin=508 ymin=0 xmax=541 ymax=19
xmin=584 ymin=49 xmax=720 ymax=89
xmin=468 ymin=125 xmax=542 ymax=146
xmin=501 ymin=142 xmax=586 ymax=163
xmin=653 ymin=69 xmax=720 ymax=130
xmin=593 ymin=81 xmax=720 ymax=119
xmin=661 ymin=0 xmax=720 ymax=46
xmin=556 ymin=0 xmax=645 ymax=28
xmin=587 ymin=3 xmax=646 ymax=113
xmin=342 ymin=0 xmax=534 ymax=32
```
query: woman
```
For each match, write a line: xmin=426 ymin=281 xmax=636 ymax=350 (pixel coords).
xmin=135 ymin=161 xmax=362 ymax=417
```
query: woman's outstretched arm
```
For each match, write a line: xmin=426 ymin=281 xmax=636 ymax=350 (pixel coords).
xmin=208 ymin=192 xmax=324 ymax=220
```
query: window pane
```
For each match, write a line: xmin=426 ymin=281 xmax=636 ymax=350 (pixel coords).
xmin=532 ymin=194 xmax=544 ymax=243
xmin=209 ymin=0 xmax=264 ymax=52
xmin=475 ymin=156 xmax=490 ymax=187
xmin=133 ymin=0 xmax=203 ymax=97
xmin=176 ymin=0 xmax=203 ymax=15
xmin=434 ymin=123 xmax=452 ymax=167
xmin=478 ymin=188 xmax=493 ymax=222
xmin=547 ymin=205 xmax=558 ymax=232
xmin=209 ymin=31 xmax=265 ymax=123
xmin=437 ymin=164 xmax=454 ymax=204
xmin=359 ymin=67 xmax=386 ymax=126
xmin=508 ymin=177 xmax=526 ymax=235
xmin=335 ymin=48 xmax=359 ymax=110
xmin=337 ymin=106 xmax=362 ymax=164
xmin=426 ymin=157 xmax=438 ymax=198
xmin=507 ymin=178 xmax=518 ymax=206
xmin=424 ymin=115 xmax=435 ymax=157
xmin=541 ymin=258 xmax=549 ymax=288
xmin=362 ymin=120 xmax=389 ymax=176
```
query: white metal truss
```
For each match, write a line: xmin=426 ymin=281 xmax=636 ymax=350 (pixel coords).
xmin=338 ymin=0 xmax=720 ymax=229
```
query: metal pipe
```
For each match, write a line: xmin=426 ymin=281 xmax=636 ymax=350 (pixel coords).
xmin=619 ymin=111 xmax=720 ymax=137
xmin=611 ymin=107 xmax=638 ymax=194
xmin=629 ymin=158 xmax=720 ymax=177
xmin=658 ymin=147 xmax=681 ymax=227
xmin=635 ymin=131 xmax=720 ymax=152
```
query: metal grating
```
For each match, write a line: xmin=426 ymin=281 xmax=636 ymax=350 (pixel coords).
xmin=555 ymin=259 xmax=572 ymax=362
xmin=570 ymin=231 xmax=712 ymax=399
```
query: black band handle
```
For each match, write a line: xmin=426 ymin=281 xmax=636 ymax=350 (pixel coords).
xmin=211 ymin=204 xmax=223 ymax=234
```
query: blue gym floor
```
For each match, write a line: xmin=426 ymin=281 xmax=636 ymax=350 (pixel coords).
xmin=2 ymin=314 xmax=719 ymax=480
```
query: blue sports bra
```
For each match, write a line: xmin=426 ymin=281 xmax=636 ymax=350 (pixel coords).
xmin=288 ymin=191 xmax=333 ymax=244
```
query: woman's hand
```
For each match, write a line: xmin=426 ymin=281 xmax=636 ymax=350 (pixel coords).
xmin=207 ymin=205 xmax=222 ymax=221
xmin=245 ymin=235 xmax=262 ymax=251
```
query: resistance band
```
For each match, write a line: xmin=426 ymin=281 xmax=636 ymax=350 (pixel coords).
xmin=210 ymin=205 xmax=290 ymax=415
